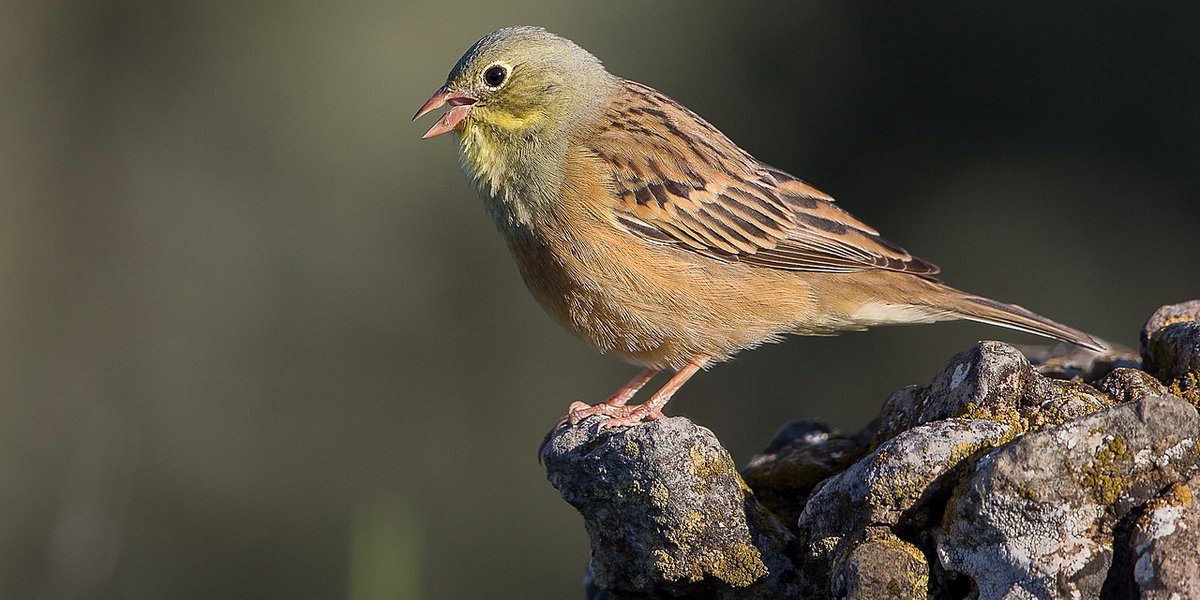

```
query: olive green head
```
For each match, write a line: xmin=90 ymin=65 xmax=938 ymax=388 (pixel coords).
xmin=414 ymin=26 xmax=616 ymax=140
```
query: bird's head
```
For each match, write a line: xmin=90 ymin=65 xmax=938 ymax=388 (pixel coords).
xmin=413 ymin=26 xmax=615 ymax=143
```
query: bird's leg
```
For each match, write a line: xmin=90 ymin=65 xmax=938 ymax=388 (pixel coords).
xmin=539 ymin=368 xmax=660 ymax=461
xmin=595 ymin=356 xmax=708 ymax=429
xmin=539 ymin=359 xmax=708 ymax=461
xmin=564 ymin=368 xmax=659 ymax=425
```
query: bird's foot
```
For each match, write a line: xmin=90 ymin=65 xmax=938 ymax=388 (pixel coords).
xmin=565 ymin=400 xmax=665 ymax=428
xmin=539 ymin=400 xmax=665 ymax=462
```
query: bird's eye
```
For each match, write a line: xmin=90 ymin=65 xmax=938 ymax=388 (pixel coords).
xmin=483 ymin=65 xmax=508 ymax=88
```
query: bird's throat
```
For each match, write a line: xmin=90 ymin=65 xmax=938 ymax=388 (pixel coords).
xmin=457 ymin=122 xmax=563 ymax=231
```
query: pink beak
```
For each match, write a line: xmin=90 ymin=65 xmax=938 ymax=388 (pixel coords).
xmin=413 ymin=86 xmax=477 ymax=139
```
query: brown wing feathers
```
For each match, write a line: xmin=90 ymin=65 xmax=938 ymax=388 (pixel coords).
xmin=593 ymin=80 xmax=940 ymax=277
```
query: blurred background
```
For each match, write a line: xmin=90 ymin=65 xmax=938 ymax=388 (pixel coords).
xmin=2 ymin=1 xmax=1197 ymax=598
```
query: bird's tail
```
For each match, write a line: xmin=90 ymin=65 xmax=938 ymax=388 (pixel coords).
xmin=921 ymin=287 xmax=1107 ymax=352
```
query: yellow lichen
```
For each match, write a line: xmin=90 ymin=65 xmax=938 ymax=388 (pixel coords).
xmin=651 ymin=548 xmax=676 ymax=576
xmin=1156 ymin=315 xmax=1199 ymax=330
xmin=1167 ymin=371 xmax=1200 ymax=407
xmin=1079 ymin=435 xmax=1132 ymax=505
xmin=1146 ymin=482 xmax=1193 ymax=510
xmin=615 ymin=478 xmax=643 ymax=499
xmin=962 ymin=401 xmax=1026 ymax=434
xmin=810 ymin=536 xmax=842 ymax=560
xmin=649 ymin=480 xmax=669 ymax=510
xmin=689 ymin=444 xmax=735 ymax=493
xmin=654 ymin=510 xmax=769 ymax=587
xmin=674 ymin=510 xmax=706 ymax=547
xmin=863 ymin=528 xmax=927 ymax=566
xmin=961 ymin=381 xmax=1109 ymax=437
xmin=707 ymin=542 xmax=768 ymax=587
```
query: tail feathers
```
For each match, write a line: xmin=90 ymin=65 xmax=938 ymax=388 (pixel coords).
xmin=948 ymin=295 xmax=1107 ymax=352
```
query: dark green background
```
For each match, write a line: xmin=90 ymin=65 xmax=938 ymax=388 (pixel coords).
xmin=3 ymin=2 xmax=1196 ymax=599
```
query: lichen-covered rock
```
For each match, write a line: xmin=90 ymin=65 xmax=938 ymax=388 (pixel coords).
xmin=831 ymin=527 xmax=928 ymax=600
xmin=1092 ymin=367 xmax=1170 ymax=403
xmin=740 ymin=421 xmax=865 ymax=526
xmin=547 ymin=303 xmax=1200 ymax=599
xmin=873 ymin=341 xmax=1112 ymax=444
xmin=543 ymin=416 xmax=799 ymax=599
xmin=1129 ymin=477 xmax=1200 ymax=599
xmin=1141 ymin=300 xmax=1200 ymax=406
xmin=797 ymin=418 xmax=1012 ymax=565
xmin=937 ymin=395 xmax=1200 ymax=600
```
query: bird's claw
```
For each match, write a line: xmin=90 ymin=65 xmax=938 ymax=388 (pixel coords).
xmin=539 ymin=399 xmax=668 ymax=463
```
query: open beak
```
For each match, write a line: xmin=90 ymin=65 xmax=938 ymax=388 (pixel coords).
xmin=413 ymin=86 xmax=477 ymax=139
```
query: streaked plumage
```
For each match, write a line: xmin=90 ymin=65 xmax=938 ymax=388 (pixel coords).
xmin=414 ymin=26 xmax=1105 ymax=428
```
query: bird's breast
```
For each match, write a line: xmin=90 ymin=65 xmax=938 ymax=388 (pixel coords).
xmin=500 ymin=207 xmax=822 ymax=369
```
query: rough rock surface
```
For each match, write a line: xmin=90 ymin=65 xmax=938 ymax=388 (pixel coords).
xmin=543 ymin=301 xmax=1200 ymax=599
xmin=544 ymin=417 xmax=800 ymax=599
xmin=1129 ymin=476 xmax=1200 ymax=599
xmin=1141 ymin=300 xmax=1200 ymax=407
xmin=938 ymin=395 xmax=1199 ymax=599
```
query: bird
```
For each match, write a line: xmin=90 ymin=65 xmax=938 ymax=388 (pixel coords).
xmin=413 ymin=26 xmax=1105 ymax=430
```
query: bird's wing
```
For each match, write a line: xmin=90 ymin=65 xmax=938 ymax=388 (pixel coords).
xmin=587 ymin=80 xmax=939 ymax=276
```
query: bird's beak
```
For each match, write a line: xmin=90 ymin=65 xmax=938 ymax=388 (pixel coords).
xmin=413 ymin=86 xmax=477 ymax=139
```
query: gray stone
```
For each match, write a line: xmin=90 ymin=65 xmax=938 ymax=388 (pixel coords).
xmin=547 ymin=304 xmax=1200 ymax=599
xmin=543 ymin=416 xmax=799 ymax=599
xmin=1092 ymin=367 xmax=1169 ymax=403
xmin=1141 ymin=299 xmax=1200 ymax=407
xmin=1129 ymin=476 xmax=1200 ymax=599
xmin=740 ymin=421 xmax=864 ymax=527
xmin=798 ymin=418 xmax=1013 ymax=555
xmin=873 ymin=341 xmax=1112 ymax=445
xmin=831 ymin=527 xmax=928 ymax=600
xmin=937 ymin=395 xmax=1200 ymax=600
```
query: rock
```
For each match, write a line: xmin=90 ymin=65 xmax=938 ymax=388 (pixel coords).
xmin=1129 ymin=477 xmax=1200 ymax=599
xmin=546 ymin=303 xmax=1200 ymax=599
xmin=543 ymin=416 xmax=800 ymax=599
xmin=740 ymin=421 xmax=865 ymax=526
xmin=831 ymin=527 xmax=928 ymax=600
xmin=1092 ymin=367 xmax=1170 ymax=403
xmin=873 ymin=341 xmax=1113 ymax=444
xmin=1141 ymin=300 xmax=1200 ymax=407
xmin=937 ymin=395 xmax=1200 ymax=599
xmin=797 ymin=418 xmax=1013 ymax=570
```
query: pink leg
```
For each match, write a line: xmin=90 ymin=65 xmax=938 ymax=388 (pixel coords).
xmin=540 ymin=367 xmax=660 ymax=461
xmin=564 ymin=368 xmax=659 ymax=425
xmin=596 ymin=357 xmax=707 ymax=428
xmin=605 ymin=367 xmax=660 ymax=407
